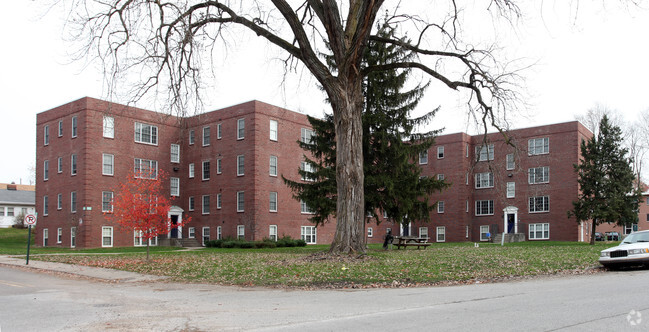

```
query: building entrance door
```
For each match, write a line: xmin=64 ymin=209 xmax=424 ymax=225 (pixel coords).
xmin=503 ymin=206 xmax=519 ymax=234
xmin=170 ymin=215 xmax=179 ymax=238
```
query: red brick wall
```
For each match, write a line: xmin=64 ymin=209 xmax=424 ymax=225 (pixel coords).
xmin=36 ymin=97 xmax=598 ymax=248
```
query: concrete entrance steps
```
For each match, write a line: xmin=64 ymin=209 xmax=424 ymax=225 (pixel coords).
xmin=158 ymin=238 xmax=202 ymax=248
xmin=493 ymin=233 xmax=526 ymax=243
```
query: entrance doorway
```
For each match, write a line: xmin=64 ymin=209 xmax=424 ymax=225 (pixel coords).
xmin=170 ymin=215 xmax=179 ymax=238
xmin=503 ymin=206 xmax=519 ymax=234
xmin=167 ymin=206 xmax=184 ymax=239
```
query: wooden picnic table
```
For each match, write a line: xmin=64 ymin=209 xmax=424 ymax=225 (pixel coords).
xmin=392 ymin=236 xmax=431 ymax=249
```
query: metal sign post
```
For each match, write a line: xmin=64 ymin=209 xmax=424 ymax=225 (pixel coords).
xmin=24 ymin=214 xmax=37 ymax=265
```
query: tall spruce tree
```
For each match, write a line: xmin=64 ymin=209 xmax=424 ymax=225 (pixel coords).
xmin=570 ymin=115 xmax=641 ymax=244
xmin=284 ymin=24 xmax=449 ymax=230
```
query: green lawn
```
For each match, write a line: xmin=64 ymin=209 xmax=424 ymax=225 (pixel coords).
xmin=2 ymin=228 xmax=619 ymax=288
xmin=0 ymin=228 xmax=181 ymax=255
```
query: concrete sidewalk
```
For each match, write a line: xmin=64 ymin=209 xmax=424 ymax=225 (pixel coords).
xmin=0 ymin=255 xmax=168 ymax=283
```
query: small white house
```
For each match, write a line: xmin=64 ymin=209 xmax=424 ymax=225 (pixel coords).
xmin=0 ymin=183 xmax=35 ymax=228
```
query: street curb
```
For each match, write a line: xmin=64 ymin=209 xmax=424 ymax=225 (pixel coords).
xmin=0 ymin=256 xmax=168 ymax=283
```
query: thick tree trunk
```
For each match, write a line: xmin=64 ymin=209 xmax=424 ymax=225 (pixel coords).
xmin=328 ymin=85 xmax=366 ymax=254
xmin=590 ymin=220 xmax=596 ymax=245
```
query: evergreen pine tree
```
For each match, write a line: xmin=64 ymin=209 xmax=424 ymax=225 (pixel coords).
xmin=570 ymin=115 xmax=641 ymax=244
xmin=284 ymin=23 xmax=449 ymax=229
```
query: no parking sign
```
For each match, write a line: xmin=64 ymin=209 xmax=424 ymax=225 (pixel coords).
xmin=24 ymin=214 xmax=37 ymax=225
xmin=24 ymin=214 xmax=37 ymax=265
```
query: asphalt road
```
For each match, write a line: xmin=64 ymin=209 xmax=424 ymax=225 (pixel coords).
xmin=1 ymin=266 xmax=648 ymax=331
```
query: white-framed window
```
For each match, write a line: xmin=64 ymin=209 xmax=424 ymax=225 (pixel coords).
xmin=419 ymin=150 xmax=428 ymax=164
xmin=71 ymin=191 xmax=77 ymax=213
xmin=71 ymin=116 xmax=78 ymax=138
xmin=216 ymin=193 xmax=222 ymax=209
xmin=436 ymin=226 xmax=446 ymax=242
xmin=102 ymin=226 xmax=113 ymax=247
xmin=529 ymin=223 xmax=550 ymax=240
xmin=475 ymin=172 xmax=494 ymax=189
xmin=170 ymin=177 xmax=180 ymax=196
xmin=437 ymin=174 xmax=444 ymax=181
xmin=217 ymin=226 xmax=222 ymax=240
xmin=300 ymin=161 xmax=315 ymax=181
xmin=506 ymin=153 xmax=515 ymax=170
xmin=189 ymin=163 xmax=195 ymax=178
xmin=270 ymin=155 xmax=278 ymax=176
xmin=437 ymin=146 xmax=445 ymax=159
xmin=237 ymin=225 xmax=245 ymax=240
xmin=43 ymin=196 xmax=49 ymax=215
xmin=188 ymin=196 xmax=195 ymax=211
xmin=475 ymin=144 xmax=494 ymax=161
xmin=437 ymin=201 xmax=445 ymax=213
xmin=269 ymin=225 xmax=278 ymax=241
xmin=506 ymin=182 xmax=515 ymax=198
xmin=217 ymin=123 xmax=222 ymax=139
xmin=301 ymin=226 xmax=316 ymax=244
xmin=44 ymin=160 xmax=49 ymax=181
xmin=270 ymin=120 xmax=278 ymax=141
xmin=7 ymin=207 xmax=14 ymax=217
xmin=56 ymin=228 xmax=62 ymax=243
xmin=237 ymin=155 xmax=245 ymax=176
xmin=134 ymin=230 xmax=146 ymax=246
xmin=529 ymin=196 xmax=550 ymax=213
xmin=480 ymin=225 xmax=490 ymax=241
xmin=202 ymin=195 xmax=210 ymax=214
xmin=419 ymin=227 xmax=428 ymax=240
xmin=269 ymin=192 xmax=278 ymax=212
xmin=465 ymin=173 xmax=469 ymax=185
xmin=202 ymin=126 xmax=210 ymax=146
xmin=134 ymin=158 xmax=158 ymax=179
xmin=528 ymin=166 xmax=549 ymax=184
xmin=57 ymin=157 xmax=63 ymax=173
xmin=368 ymin=227 xmax=373 ymax=238
xmin=475 ymin=200 xmax=494 ymax=216
xmin=301 ymin=200 xmax=314 ymax=214
xmin=237 ymin=118 xmax=245 ymax=139
xmin=466 ymin=200 xmax=469 ymax=212
xmin=188 ymin=227 xmax=195 ymax=239
xmin=189 ymin=129 xmax=195 ymax=145
xmin=71 ymin=154 xmax=77 ymax=175
xmin=102 ymin=153 xmax=114 ymax=176
xmin=43 ymin=229 xmax=49 ymax=246
xmin=71 ymin=227 xmax=76 ymax=248
xmin=202 ymin=160 xmax=210 ymax=180
xmin=528 ymin=137 xmax=549 ymax=155
xmin=103 ymin=116 xmax=114 ymax=138
xmin=44 ymin=125 xmax=50 ymax=145
xmin=624 ymin=223 xmax=638 ymax=235
xmin=58 ymin=120 xmax=63 ymax=137
xmin=57 ymin=193 xmax=62 ymax=210
xmin=202 ymin=227 xmax=210 ymax=246
xmin=134 ymin=122 xmax=157 ymax=145
xmin=236 ymin=191 xmax=244 ymax=212
xmin=170 ymin=144 xmax=180 ymax=163
xmin=102 ymin=191 xmax=113 ymax=212
xmin=301 ymin=128 xmax=314 ymax=144
xmin=216 ymin=158 xmax=222 ymax=174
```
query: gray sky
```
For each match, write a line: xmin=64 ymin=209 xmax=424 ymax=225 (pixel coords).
xmin=1 ymin=1 xmax=649 ymax=184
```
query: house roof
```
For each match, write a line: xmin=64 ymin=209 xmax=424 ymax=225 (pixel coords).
xmin=0 ymin=189 xmax=35 ymax=205
xmin=0 ymin=183 xmax=35 ymax=191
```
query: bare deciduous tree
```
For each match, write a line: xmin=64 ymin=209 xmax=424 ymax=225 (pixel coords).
xmin=66 ymin=0 xmax=522 ymax=254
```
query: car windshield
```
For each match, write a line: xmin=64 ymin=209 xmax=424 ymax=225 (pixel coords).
xmin=622 ymin=232 xmax=649 ymax=244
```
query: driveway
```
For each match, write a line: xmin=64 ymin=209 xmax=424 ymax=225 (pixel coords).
xmin=1 ymin=265 xmax=648 ymax=331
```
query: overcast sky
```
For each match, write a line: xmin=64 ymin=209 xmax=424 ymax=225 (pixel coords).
xmin=1 ymin=1 xmax=648 ymax=185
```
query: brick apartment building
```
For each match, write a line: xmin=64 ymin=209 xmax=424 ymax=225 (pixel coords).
xmin=35 ymin=97 xmax=595 ymax=248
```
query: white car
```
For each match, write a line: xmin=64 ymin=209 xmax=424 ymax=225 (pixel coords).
xmin=599 ymin=230 xmax=649 ymax=268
